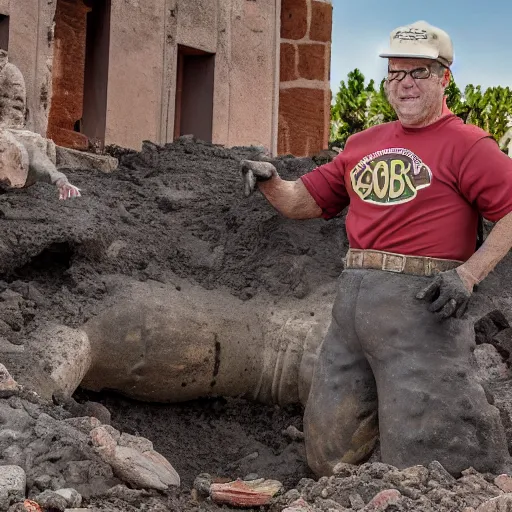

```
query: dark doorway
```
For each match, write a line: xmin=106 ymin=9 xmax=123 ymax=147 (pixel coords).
xmin=0 ymin=15 xmax=9 ymax=51
xmin=82 ymin=0 xmax=111 ymax=150
xmin=174 ymin=45 xmax=215 ymax=143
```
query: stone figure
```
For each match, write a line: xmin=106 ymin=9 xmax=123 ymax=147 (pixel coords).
xmin=0 ymin=50 xmax=80 ymax=200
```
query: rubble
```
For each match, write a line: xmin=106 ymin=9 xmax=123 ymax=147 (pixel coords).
xmin=0 ymin=138 xmax=511 ymax=510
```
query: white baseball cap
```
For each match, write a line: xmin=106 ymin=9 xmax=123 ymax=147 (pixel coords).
xmin=379 ymin=20 xmax=454 ymax=68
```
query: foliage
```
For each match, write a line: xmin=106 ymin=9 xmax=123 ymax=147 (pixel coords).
xmin=331 ymin=69 xmax=512 ymax=148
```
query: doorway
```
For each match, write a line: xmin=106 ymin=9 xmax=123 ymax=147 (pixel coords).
xmin=0 ymin=14 xmax=9 ymax=51
xmin=48 ymin=0 xmax=110 ymax=149
xmin=174 ymin=45 xmax=215 ymax=143
xmin=82 ymin=0 xmax=111 ymax=150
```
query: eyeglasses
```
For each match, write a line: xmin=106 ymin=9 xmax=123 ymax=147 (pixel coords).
xmin=387 ymin=67 xmax=433 ymax=82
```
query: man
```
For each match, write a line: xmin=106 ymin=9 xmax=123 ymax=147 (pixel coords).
xmin=241 ymin=21 xmax=512 ymax=476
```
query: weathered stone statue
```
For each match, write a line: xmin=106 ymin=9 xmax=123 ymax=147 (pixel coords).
xmin=499 ymin=127 xmax=512 ymax=158
xmin=0 ymin=50 xmax=80 ymax=199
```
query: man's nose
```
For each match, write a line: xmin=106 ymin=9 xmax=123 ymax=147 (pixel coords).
xmin=400 ymin=73 xmax=416 ymax=87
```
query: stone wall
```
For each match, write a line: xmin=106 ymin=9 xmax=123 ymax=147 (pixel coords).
xmin=1 ymin=0 xmax=333 ymax=157
xmin=278 ymin=0 xmax=332 ymax=156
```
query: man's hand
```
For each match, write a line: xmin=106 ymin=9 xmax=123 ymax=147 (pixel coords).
xmin=240 ymin=160 xmax=278 ymax=197
xmin=416 ymin=268 xmax=473 ymax=319
xmin=56 ymin=178 xmax=81 ymax=201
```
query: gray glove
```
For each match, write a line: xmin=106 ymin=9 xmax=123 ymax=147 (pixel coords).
xmin=240 ymin=160 xmax=277 ymax=197
xmin=416 ymin=269 xmax=472 ymax=319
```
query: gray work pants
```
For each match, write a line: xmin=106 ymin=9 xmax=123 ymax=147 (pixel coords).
xmin=303 ymin=269 xmax=509 ymax=476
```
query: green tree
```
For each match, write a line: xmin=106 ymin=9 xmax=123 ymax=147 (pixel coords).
xmin=331 ymin=69 xmax=512 ymax=146
xmin=330 ymin=69 xmax=375 ymax=147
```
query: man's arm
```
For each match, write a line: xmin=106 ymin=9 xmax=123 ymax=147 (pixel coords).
xmin=240 ymin=160 xmax=322 ymax=219
xmin=457 ymin=211 xmax=512 ymax=290
xmin=257 ymin=178 xmax=322 ymax=219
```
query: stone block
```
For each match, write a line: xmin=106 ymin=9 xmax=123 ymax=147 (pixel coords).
xmin=281 ymin=0 xmax=308 ymax=40
xmin=0 ymin=465 xmax=26 ymax=505
xmin=310 ymin=1 xmax=333 ymax=42
xmin=278 ymin=87 xmax=330 ymax=156
xmin=56 ymin=146 xmax=118 ymax=173
xmin=280 ymin=43 xmax=297 ymax=82
xmin=298 ymin=43 xmax=328 ymax=81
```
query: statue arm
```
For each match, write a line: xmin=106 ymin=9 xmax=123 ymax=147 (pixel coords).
xmin=25 ymin=146 xmax=81 ymax=200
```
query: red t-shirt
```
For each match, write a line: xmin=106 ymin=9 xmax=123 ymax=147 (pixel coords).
xmin=301 ymin=115 xmax=512 ymax=261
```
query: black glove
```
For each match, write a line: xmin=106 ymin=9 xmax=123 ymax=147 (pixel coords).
xmin=240 ymin=160 xmax=277 ymax=197
xmin=416 ymin=269 xmax=472 ymax=319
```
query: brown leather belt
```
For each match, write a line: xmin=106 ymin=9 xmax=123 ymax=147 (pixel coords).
xmin=344 ymin=249 xmax=462 ymax=277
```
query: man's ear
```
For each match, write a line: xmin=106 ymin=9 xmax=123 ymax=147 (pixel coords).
xmin=442 ymin=69 xmax=451 ymax=88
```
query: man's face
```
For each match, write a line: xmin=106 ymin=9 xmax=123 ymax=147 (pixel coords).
xmin=385 ymin=58 xmax=448 ymax=127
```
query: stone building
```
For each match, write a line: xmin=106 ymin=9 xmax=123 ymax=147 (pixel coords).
xmin=0 ymin=0 xmax=332 ymax=156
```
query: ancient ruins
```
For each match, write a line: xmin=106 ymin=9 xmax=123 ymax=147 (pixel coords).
xmin=0 ymin=5 xmax=510 ymax=511
xmin=0 ymin=57 xmax=511 ymax=507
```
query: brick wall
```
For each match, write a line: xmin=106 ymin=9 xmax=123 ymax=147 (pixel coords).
xmin=47 ymin=0 xmax=90 ymax=149
xmin=278 ymin=0 xmax=332 ymax=157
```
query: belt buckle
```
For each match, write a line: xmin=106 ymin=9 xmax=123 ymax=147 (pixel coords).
xmin=382 ymin=253 xmax=406 ymax=273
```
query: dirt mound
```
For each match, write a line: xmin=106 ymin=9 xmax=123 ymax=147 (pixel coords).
xmin=1 ymin=138 xmax=512 ymax=511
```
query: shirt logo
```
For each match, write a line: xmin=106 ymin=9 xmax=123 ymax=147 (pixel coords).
xmin=350 ymin=148 xmax=432 ymax=205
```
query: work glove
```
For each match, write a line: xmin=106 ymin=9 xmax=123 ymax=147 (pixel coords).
xmin=416 ymin=268 xmax=472 ymax=320
xmin=240 ymin=160 xmax=277 ymax=197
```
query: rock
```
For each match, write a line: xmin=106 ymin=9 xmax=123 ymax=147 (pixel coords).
xmin=0 ymin=466 xmax=26 ymax=506
xmin=475 ymin=311 xmax=510 ymax=345
xmin=0 ymin=364 xmax=19 ymax=397
xmin=492 ymin=328 xmax=512 ymax=363
xmin=63 ymin=416 xmax=102 ymax=435
xmin=473 ymin=344 xmax=509 ymax=382
xmin=476 ymin=494 xmax=512 ymax=511
xmin=103 ymin=484 xmax=150 ymax=504
xmin=333 ymin=463 xmax=358 ymax=477
xmin=54 ymin=488 xmax=82 ymax=508
xmin=427 ymin=460 xmax=456 ymax=486
xmin=56 ymin=146 xmax=118 ymax=173
xmin=494 ymin=474 xmax=512 ymax=493
xmin=26 ymin=324 xmax=91 ymax=400
xmin=210 ymin=478 xmax=283 ymax=507
xmin=283 ymin=425 xmax=305 ymax=441
xmin=282 ymin=498 xmax=316 ymax=512
xmin=33 ymin=490 xmax=68 ymax=511
xmin=8 ymin=501 xmax=42 ymax=512
xmin=349 ymin=493 xmax=366 ymax=509
xmin=362 ymin=489 xmax=402 ymax=511
xmin=193 ymin=473 xmax=212 ymax=497
xmin=90 ymin=426 xmax=180 ymax=490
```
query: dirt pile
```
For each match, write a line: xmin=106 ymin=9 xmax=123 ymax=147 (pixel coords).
xmin=0 ymin=137 xmax=511 ymax=511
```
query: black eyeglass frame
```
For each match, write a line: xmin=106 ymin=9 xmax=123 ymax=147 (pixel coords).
xmin=386 ymin=64 xmax=447 ymax=83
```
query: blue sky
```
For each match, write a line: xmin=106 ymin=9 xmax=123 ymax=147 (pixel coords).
xmin=330 ymin=0 xmax=512 ymax=94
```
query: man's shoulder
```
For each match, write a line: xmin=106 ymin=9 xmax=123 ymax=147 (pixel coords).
xmin=439 ymin=115 xmax=491 ymax=144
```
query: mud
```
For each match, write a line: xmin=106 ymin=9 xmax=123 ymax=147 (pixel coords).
xmin=1 ymin=138 xmax=512 ymax=510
